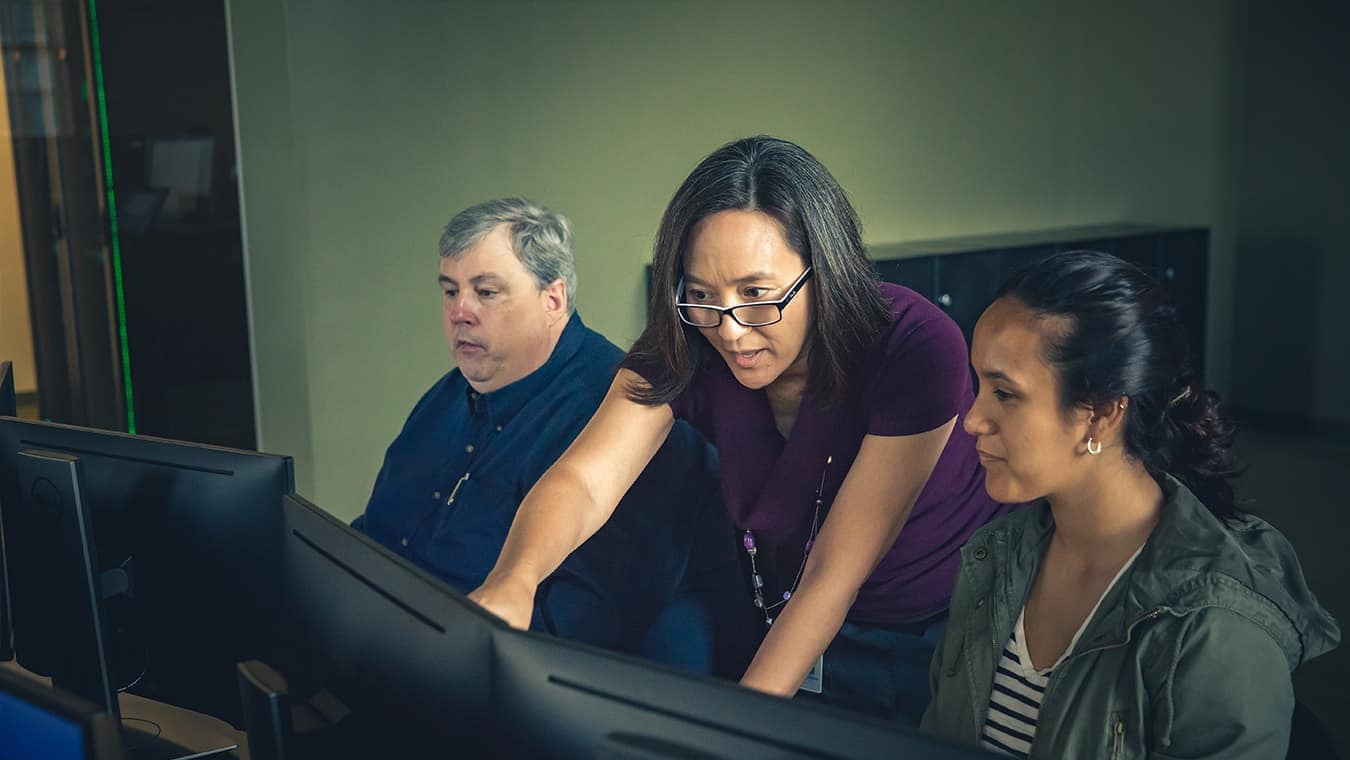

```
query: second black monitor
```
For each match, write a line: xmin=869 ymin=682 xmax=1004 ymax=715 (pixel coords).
xmin=0 ymin=417 xmax=294 ymax=724
xmin=0 ymin=361 xmax=15 ymax=418
xmin=270 ymin=493 xmax=503 ymax=756
xmin=492 ymin=627 xmax=994 ymax=759
xmin=0 ymin=665 xmax=125 ymax=760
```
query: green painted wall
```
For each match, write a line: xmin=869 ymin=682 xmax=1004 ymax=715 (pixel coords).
xmin=225 ymin=0 xmax=317 ymax=495
xmin=226 ymin=0 xmax=1239 ymax=520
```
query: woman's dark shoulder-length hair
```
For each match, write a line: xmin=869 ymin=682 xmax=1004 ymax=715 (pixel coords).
xmin=620 ymin=135 xmax=890 ymax=407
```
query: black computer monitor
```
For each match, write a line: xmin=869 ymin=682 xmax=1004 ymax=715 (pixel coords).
xmin=0 ymin=417 xmax=293 ymax=725
xmin=274 ymin=493 xmax=990 ymax=758
xmin=5 ymin=450 xmax=119 ymax=715
xmin=0 ymin=362 xmax=15 ymax=418
xmin=0 ymin=361 xmax=14 ymax=663
xmin=492 ymin=629 xmax=995 ymax=759
xmin=0 ymin=665 xmax=125 ymax=760
xmin=271 ymin=496 xmax=504 ymax=755
xmin=269 ymin=494 xmax=502 ymax=757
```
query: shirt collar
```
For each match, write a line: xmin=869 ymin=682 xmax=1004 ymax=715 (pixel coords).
xmin=465 ymin=312 xmax=589 ymax=428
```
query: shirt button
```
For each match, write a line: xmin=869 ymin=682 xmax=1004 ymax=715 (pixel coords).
xmin=975 ymin=598 xmax=984 ymax=608
xmin=496 ymin=425 xmax=503 ymax=432
xmin=973 ymin=547 xmax=988 ymax=561
xmin=465 ymin=444 xmax=475 ymax=453
xmin=400 ymin=537 xmax=409 ymax=547
xmin=432 ymin=491 xmax=440 ymax=500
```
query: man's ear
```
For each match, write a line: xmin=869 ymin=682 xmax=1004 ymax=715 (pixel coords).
xmin=542 ymin=278 xmax=568 ymax=324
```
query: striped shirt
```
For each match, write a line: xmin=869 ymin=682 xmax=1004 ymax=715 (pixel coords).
xmin=980 ymin=545 xmax=1143 ymax=758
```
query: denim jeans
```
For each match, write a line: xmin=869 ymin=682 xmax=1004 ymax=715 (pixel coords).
xmin=795 ymin=611 xmax=949 ymax=727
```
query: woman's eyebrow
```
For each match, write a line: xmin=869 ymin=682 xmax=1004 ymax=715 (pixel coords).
xmin=682 ymin=271 xmax=778 ymax=287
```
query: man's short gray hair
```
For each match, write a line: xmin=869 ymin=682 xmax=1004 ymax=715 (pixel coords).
xmin=439 ymin=198 xmax=577 ymax=314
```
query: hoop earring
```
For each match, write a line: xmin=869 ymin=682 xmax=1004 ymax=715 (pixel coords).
xmin=1087 ymin=438 xmax=1102 ymax=456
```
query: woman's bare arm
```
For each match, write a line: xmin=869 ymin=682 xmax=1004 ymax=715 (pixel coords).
xmin=468 ymin=369 xmax=674 ymax=627
xmin=739 ymin=417 xmax=957 ymax=695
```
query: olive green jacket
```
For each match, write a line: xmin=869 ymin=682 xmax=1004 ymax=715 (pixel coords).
xmin=921 ymin=476 xmax=1339 ymax=759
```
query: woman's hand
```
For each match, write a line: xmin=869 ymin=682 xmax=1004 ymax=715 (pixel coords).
xmin=468 ymin=572 xmax=538 ymax=630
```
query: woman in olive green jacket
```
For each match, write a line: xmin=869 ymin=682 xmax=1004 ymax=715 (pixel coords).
xmin=921 ymin=251 xmax=1339 ymax=759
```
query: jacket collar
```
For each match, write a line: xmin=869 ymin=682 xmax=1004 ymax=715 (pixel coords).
xmin=986 ymin=475 xmax=1338 ymax=669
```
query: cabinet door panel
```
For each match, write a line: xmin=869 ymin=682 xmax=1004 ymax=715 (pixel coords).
xmin=932 ymin=251 xmax=1004 ymax=346
xmin=932 ymin=245 xmax=1056 ymax=344
xmin=873 ymin=257 xmax=934 ymax=302
xmin=998 ymin=244 xmax=1057 ymax=282
xmin=1161 ymin=229 xmax=1210 ymax=377
xmin=1114 ymin=234 xmax=1163 ymax=277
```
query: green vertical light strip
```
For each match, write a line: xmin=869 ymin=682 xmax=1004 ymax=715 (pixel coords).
xmin=86 ymin=0 xmax=136 ymax=433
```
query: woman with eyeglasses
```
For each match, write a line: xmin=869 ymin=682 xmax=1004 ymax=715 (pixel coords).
xmin=921 ymin=250 xmax=1339 ymax=758
xmin=469 ymin=135 xmax=1011 ymax=723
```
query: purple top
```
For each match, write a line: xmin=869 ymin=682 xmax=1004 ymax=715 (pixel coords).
xmin=669 ymin=283 xmax=1010 ymax=624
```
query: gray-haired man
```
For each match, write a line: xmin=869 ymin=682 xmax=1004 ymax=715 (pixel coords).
xmin=354 ymin=198 xmax=752 ymax=671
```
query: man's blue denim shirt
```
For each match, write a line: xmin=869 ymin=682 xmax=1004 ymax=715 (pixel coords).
xmin=354 ymin=313 xmax=730 ymax=653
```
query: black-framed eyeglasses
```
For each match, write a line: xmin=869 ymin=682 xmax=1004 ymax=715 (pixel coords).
xmin=675 ymin=267 xmax=813 ymax=328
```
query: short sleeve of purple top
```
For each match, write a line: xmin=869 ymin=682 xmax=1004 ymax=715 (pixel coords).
xmin=668 ymin=283 xmax=1013 ymax=625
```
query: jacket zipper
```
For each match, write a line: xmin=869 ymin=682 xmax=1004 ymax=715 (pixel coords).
xmin=1066 ymin=608 xmax=1165 ymax=661
xmin=1035 ymin=608 xmax=1163 ymax=757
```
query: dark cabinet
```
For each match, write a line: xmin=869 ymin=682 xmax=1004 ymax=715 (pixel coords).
xmin=1158 ymin=229 xmax=1209 ymax=371
xmin=871 ymin=257 xmax=934 ymax=302
xmin=871 ymin=224 xmax=1209 ymax=378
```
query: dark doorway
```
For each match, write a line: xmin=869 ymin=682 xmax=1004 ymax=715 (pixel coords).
xmin=2 ymin=0 xmax=256 ymax=449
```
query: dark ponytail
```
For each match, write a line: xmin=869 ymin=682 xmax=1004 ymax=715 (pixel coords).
xmin=996 ymin=250 xmax=1241 ymax=520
